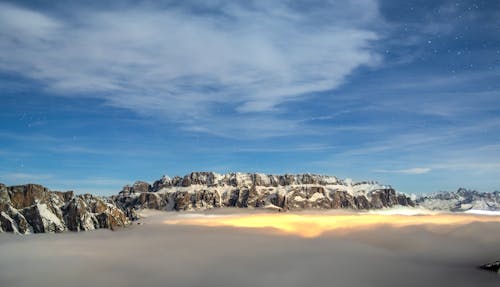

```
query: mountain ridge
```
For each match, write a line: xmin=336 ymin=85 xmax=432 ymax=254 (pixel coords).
xmin=113 ymin=172 xmax=414 ymax=215
xmin=1 ymin=172 xmax=498 ymax=234
xmin=0 ymin=183 xmax=128 ymax=234
xmin=416 ymin=187 xmax=499 ymax=211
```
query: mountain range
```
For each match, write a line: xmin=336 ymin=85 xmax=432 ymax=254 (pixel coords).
xmin=1 ymin=172 xmax=498 ymax=234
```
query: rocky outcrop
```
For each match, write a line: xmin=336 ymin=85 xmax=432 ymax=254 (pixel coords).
xmin=115 ymin=172 xmax=415 ymax=215
xmin=122 ymin=181 xmax=151 ymax=194
xmin=21 ymin=203 xmax=66 ymax=233
xmin=479 ymin=261 xmax=500 ymax=273
xmin=0 ymin=183 xmax=129 ymax=234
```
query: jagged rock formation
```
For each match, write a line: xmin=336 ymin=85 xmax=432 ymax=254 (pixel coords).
xmin=416 ymin=188 xmax=499 ymax=211
xmin=114 ymin=172 xmax=415 ymax=214
xmin=0 ymin=183 xmax=128 ymax=234
xmin=479 ymin=261 xmax=500 ymax=273
xmin=3 ymin=172 xmax=496 ymax=234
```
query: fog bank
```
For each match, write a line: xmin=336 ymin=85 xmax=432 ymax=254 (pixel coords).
xmin=0 ymin=211 xmax=499 ymax=287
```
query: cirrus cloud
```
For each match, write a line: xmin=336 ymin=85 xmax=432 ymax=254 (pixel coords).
xmin=374 ymin=167 xmax=432 ymax=175
xmin=0 ymin=1 xmax=382 ymax=137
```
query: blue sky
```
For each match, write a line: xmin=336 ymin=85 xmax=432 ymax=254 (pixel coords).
xmin=0 ymin=0 xmax=499 ymax=195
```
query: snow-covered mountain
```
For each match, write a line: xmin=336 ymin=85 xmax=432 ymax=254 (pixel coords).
xmin=115 ymin=172 xmax=499 ymax=215
xmin=114 ymin=172 xmax=415 ymax=215
xmin=0 ymin=183 xmax=128 ymax=234
xmin=2 ymin=172 xmax=498 ymax=234
xmin=416 ymin=188 xmax=499 ymax=211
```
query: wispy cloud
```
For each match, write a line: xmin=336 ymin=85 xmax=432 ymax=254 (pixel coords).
xmin=0 ymin=149 xmax=31 ymax=157
xmin=0 ymin=131 xmax=58 ymax=143
xmin=374 ymin=167 xmax=432 ymax=175
xmin=0 ymin=1 xmax=382 ymax=137
xmin=338 ymin=132 xmax=451 ymax=156
xmin=0 ymin=173 xmax=129 ymax=194
xmin=48 ymin=176 xmax=131 ymax=195
xmin=55 ymin=177 xmax=130 ymax=187
xmin=233 ymin=144 xmax=336 ymax=153
xmin=0 ymin=172 xmax=54 ymax=182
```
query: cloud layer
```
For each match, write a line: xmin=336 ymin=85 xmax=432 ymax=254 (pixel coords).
xmin=1 ymin=212 xmax=499 ymax=287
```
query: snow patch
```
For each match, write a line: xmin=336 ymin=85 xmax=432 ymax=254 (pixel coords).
xmin=0 ymin=211 xmax=19 ymax=233
xmin=309 ymin=192 xmax=325 ymax=201
xmin=367 ymin=207 xmax=440 ymax=216
xmin=464 ymin=209 xmax=500 ymax=216
xmin=37 ymin=203 xmax=65 ymax=229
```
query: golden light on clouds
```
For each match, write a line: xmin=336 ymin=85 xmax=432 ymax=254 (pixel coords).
xmin=164 ymin=213 xmax=500 ymax=238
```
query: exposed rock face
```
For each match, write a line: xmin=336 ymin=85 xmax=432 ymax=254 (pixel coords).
xmin=121 ymin=181 xmax=151 ymax=194
xmin=21 ymin=203 xmax=66 ymax=233
xmin=115 ymin=172 xmax=415 ymax=215
xmin=479 ymin=261 xmax=500 ymax=273
xmin=64 ymin=197 xmax=95 ymax=231
xmin=417 ymin=188 xmax=499 ymax=211
xmin=149 ymin=172 xmax=341 ymax=189
xmin=0 ymin=183 xmax=129 ymax=234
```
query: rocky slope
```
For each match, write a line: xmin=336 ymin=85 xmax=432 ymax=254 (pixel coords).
xmin=0 ymin=183 xmax=128 ymax=234
xmin=416 ymin=188 xmax=499 ymax=211
xmin=113 ymin=172 xmax=415 ymax=215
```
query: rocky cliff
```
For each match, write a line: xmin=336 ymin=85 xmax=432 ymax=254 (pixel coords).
xmin=0 ymin=183 xmax=128 ymax=234
xmin=114 ymin=172 xmax=415 ymax=215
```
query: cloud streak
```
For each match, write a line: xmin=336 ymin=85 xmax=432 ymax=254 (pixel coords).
xmin=374 ymin=167 xmax=432 ymax=175
xmin=0 ymin=1 xmax=381 ymax=137
xmin=0 ymin=172 xmax=54 ymax=182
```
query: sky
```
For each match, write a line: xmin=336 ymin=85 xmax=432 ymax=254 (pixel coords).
xmin=0 ymin=0 xmax=499 ymax=195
